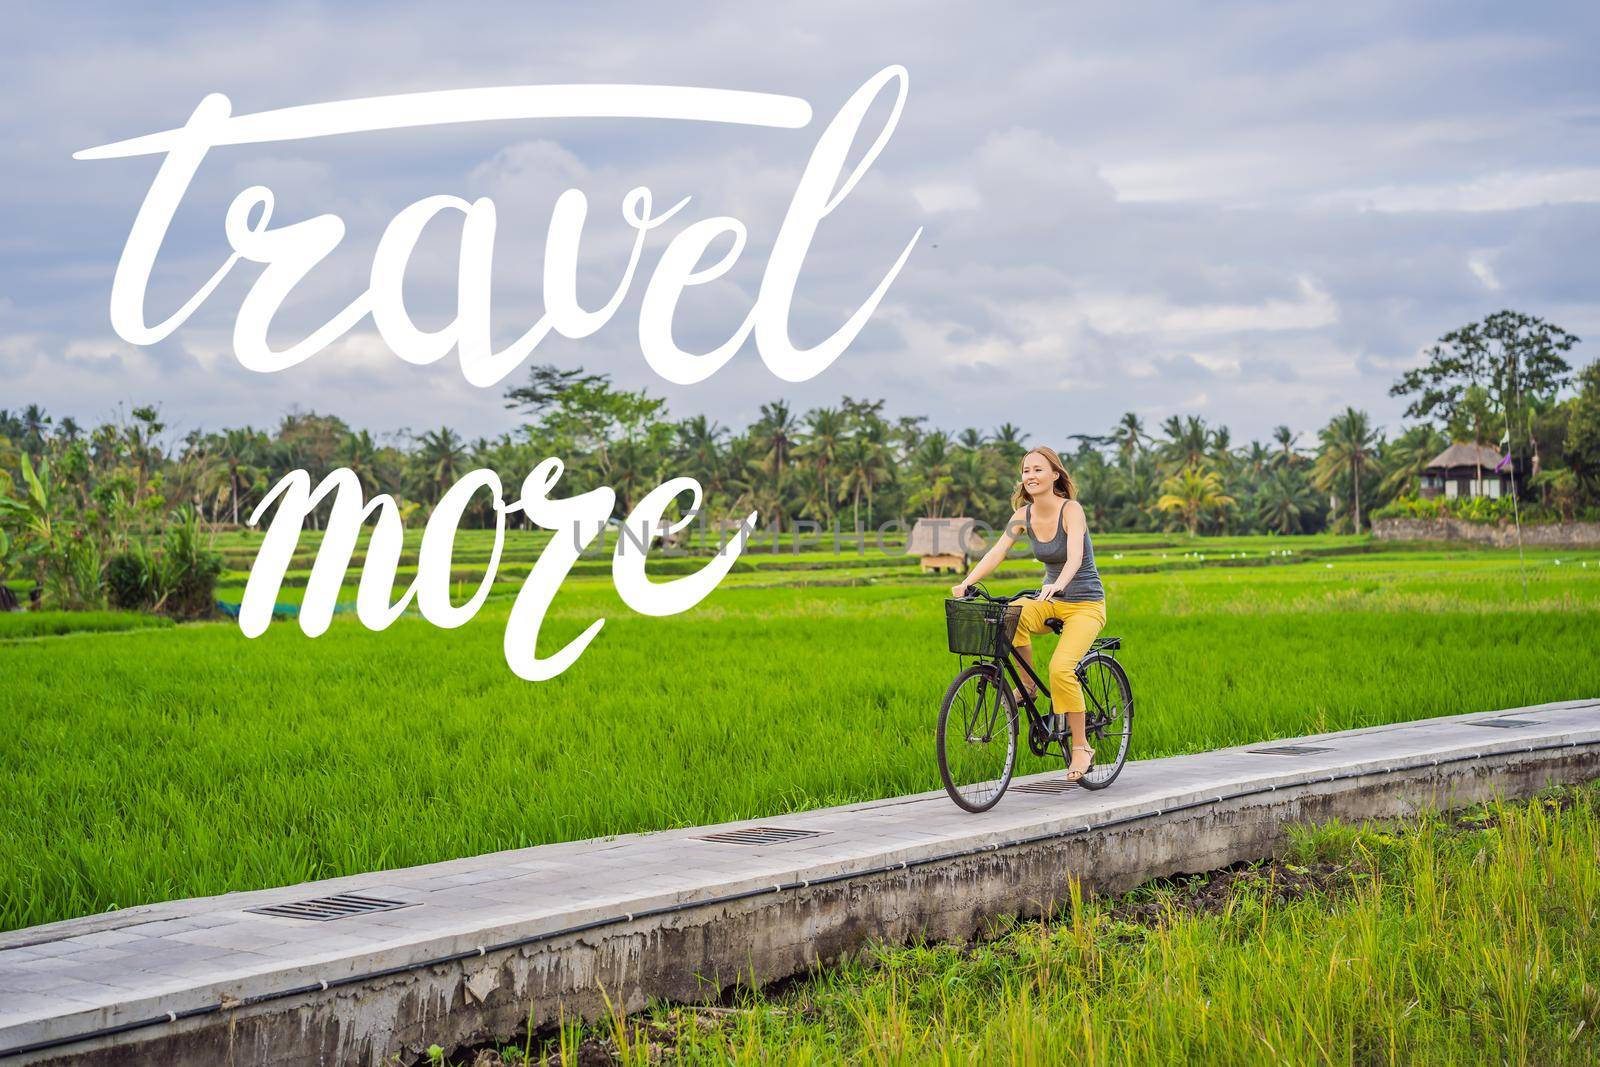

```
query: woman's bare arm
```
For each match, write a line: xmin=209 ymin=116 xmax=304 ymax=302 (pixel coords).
xmin=952 ymin=508 xmax=1025 ymax=595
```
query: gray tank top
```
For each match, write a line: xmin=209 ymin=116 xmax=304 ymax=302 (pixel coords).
xmin=1024 ymin=498 xmax=1105 ymax=602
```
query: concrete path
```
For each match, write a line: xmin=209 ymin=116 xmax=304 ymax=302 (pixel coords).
xmin=3 ymin=698 xmax=1597 ymax=1065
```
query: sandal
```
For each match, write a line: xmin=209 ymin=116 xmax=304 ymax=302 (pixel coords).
xmin=1065 ymin=744 xmax=1096 ymax=783
xmin=1011 ymin=682 xmax=1037 ymax=705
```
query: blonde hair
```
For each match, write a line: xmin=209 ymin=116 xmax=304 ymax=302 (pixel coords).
xmin=1011 ymin=446 xmax=1079 ymax=510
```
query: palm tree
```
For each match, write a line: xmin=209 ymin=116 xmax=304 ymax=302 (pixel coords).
xmin=752 ymin=401 xmax=800 ymax=533
xmin=802 ymin=406 xmax=845 ymax=518
xmin=1271 ymin=425 xmax=1302 ymax=468
xmin=339 ymin=429 xmax=382 ymax=494
xmin=947 ymin=449 xmax=992 ymax=519
xmin=1109 ymin=462 xmax=1160 ymax=531
xmin=19 ymin=404 xmax=52 ymax=457
xmin=894 ymin=415 xmax=927 ymax=457
xmin=1239 ymin=441 xmax=1274 ymax=482
xmin=1378 ymin=424 xmax=1447 ymax=500
xmin=1208 ymin=425 xmax=1234 ymax=475
xmin=1157 ymin=415 xmax=1211 ymax=473
xmin=1312 ymin=408 xmax=1381 ymax=531
xmin=216 ymin=427 xmax=267 ymax=524
xmin=1255 ymin=469 xmax=1316 ymax=534
xmin=414 ymin=427 xmax=466 ymax=504
xmin=1110 ymin=412 xmax=1148 ymax=473
xmin=1156 ymin=464 xmax=1235 ymax=536
xmin=991 ymin=423 xmax=1028 ymax=466
xmin=910 ymin=431 xmax=955 ymax=518
xmin=838 ymin=435 xmax=889 ymax=534
xmin=676 ymin=415 xmax=726 ymax=490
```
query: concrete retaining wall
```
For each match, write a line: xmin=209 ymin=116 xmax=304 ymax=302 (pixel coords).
xmin=1372 ymin=516 xmax=1600 ymax=546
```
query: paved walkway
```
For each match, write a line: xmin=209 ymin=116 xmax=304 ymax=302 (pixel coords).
xmin=2 ymin=698 xmax=1598 ymax=1060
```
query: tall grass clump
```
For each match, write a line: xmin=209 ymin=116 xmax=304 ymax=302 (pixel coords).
xmin=551 ymin=787 xmax=1600 ymax=1066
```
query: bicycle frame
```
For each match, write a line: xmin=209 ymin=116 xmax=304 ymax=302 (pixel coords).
xmin=960 ymin=587 xmax=1118 ymax=751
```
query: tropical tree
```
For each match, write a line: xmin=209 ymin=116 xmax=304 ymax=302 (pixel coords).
xmin=1271 ymin=425 xmax=1303 ymax=468
xmin=1156 ymin=464 xmax=1235 ymax=536
xmin=1312 ymin=408 xmax=1381 ymax=531
xmin=991 ymin=422 xmax=1029 ymax=466
xmin=1110 ymin=412 xmax=1149 ymax=474
xmin=751 ymin=401 xmax=800 ymax=532
xmin=838 ymin=435 xmax=889 ymax=534
xmin=1255 ymin=468 xmax=1316 ymax=535
xmin=1157 ymin=415 xmax=1212 ymax=473
xmin=802 ymin=406 xmax=846 ymax=517
xmin=413 ymin=427 xmax=466 ymax=503
xmin=1378 ymin=423 xmax=1448 ymax=500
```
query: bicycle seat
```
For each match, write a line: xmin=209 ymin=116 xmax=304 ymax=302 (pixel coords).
xmin=1044 ymin=618 xmax=1064 ymax=634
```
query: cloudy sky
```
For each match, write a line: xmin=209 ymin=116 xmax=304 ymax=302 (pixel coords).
xmin=4 ymin=2 xmax=1598 ymax=453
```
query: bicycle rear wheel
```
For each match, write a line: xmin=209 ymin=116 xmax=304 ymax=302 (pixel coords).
xmin=1074 ymin=653 xmax=1133 ymax=790
xmin=937 ymin=664 xmax=1018 ymax=812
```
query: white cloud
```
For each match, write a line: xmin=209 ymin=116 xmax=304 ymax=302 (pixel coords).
xmin=1467 ymin=252 xmax=1502 ymax=291
xmin=1321 ymin=168 xmax=1600 ymax=213
xmin=911 ymin=182 xmax=981 ymax=213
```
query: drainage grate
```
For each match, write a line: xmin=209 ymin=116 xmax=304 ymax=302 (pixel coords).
xmin=1013 ymin=779 xmax=1078 ymax=795
xmin=247 ymin=893 xmax=415 ymax=922
xmin=696 ymin=827 xmax=826 ymax=846
xmin=1470 ymin=718 xmax=1544 ymax=729
xmin=1248 ymin=745 xmax=1331 ymax=756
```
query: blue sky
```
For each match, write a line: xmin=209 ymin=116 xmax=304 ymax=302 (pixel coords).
xmin=3 ymin=2 xmax=1598 ymax=451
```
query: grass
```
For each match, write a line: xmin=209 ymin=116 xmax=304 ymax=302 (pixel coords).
xmin=495 ymin=784 xmax=1600 ymax=1066
xmin=1 ymin=536 xmax=1598 ymax=932
xmin=0 ymin=611 xmax=173 ymax=640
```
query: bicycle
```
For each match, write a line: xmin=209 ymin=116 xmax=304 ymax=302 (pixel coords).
xmin=937 ymin=583 xmax=1134 ymax=812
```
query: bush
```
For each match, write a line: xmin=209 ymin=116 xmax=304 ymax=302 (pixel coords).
xmin=160 ymin=506 xmax=223 ymax=620
xmin=105 ymin=509 xmax=222 ymax=619
xmin=106 ymin=546 xmax=157 ymax=610
xmin=1371 ymin=494 xmax=1559 ymax=524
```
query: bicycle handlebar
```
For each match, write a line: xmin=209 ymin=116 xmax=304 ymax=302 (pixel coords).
xmin=954 ymin=583 xmax=1040 ymax=604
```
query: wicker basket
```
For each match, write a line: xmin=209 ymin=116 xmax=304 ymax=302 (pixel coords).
xmin=944 ymin=598 xmax=1023 ymax=656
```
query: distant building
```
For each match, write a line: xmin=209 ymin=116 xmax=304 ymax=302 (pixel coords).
xmin=907 ymin=517 xmax=987 ymax=573
xmin=1419 ymin=442 xmax=1516 ymax=500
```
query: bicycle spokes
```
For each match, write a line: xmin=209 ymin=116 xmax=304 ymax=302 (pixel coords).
xmin=963 ymin=678 xmax=1002 ymax=742
xmin=937 ymin=667 xmax=1019 ymax=813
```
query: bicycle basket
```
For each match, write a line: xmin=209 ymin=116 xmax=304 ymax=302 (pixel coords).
xmin=944 ymin=598 xmax=1024 ymax=656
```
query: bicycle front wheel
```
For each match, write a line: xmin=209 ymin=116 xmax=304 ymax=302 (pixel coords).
xmin=937 ymin=664 xmax=1018 ymax=812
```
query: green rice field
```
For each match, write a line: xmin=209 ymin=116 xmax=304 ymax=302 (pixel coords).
xmin=3 ymin=532 xmax=1598 ymax=932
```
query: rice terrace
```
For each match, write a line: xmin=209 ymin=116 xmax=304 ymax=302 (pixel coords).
xmin=4 ymin=522 xmax=1600 ymax=1062
xmin=6 ymin=527 xmax=1598 ymax=925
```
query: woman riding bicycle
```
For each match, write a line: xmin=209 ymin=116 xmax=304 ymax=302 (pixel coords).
xmin=951 ymin=446 xmax=1106 ymax=783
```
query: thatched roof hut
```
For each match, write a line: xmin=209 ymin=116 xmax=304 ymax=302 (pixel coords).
xmin=907 ymin=517 xmax=987 ymax=572
xmin=1421 ymin=442 xmax=1516 ymax=499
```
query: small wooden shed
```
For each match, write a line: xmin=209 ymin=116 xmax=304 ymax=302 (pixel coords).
xmin=907 ymin=517 xmax=986 ymax=573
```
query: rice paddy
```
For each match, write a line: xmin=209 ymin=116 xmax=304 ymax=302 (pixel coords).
xmin=2 ymin=533 xmax=1598 ymax=932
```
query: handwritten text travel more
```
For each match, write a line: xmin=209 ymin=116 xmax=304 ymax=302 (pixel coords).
xmin=77 ymin=68 xmax=919 ymax=678
xmin=76 ymin=67 xmax=919 ymax=387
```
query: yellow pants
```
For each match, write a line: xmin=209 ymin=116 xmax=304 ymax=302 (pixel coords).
xmin=1011 ymin=598 xmax=1107 ymax=712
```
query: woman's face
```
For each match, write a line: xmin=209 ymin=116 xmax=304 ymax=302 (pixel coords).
xmin=1020 ymin=453 xmax=1052 ymax=497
